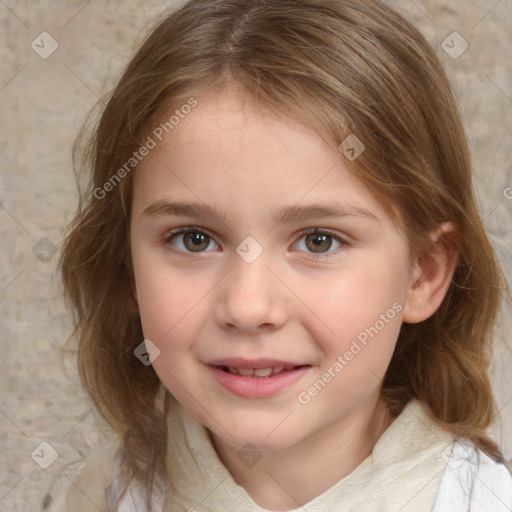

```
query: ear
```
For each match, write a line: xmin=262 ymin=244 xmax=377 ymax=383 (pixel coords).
xmin=402 ymin=222 xmax=459 ymax=324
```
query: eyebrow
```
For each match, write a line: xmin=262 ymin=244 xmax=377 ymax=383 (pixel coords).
xmin=141 ymin=200 xmax=379 ymax=224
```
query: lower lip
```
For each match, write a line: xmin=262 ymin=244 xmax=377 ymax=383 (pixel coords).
xmin=208 ymin=365 xmax=310 ymax=398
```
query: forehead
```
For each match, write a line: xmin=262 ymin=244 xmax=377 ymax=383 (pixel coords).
xmin=157 ymin=89 xmax=330 ymax=169
xmin=133 ymin=90 xmax=388 ymax=226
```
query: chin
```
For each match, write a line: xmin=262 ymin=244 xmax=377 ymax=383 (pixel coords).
xmin=211 ymin=419 xmax=305 ymax=452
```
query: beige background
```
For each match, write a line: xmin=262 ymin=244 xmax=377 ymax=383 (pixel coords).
xmin=1 ymin=1 xmax=511 ymax=510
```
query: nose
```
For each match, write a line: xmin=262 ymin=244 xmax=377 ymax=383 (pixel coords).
xmin=214 ymin=255 xmax=289 ymax=334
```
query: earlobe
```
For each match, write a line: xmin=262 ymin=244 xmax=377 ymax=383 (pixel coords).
xmin=402 ymin=222 xmax=459 ymax=324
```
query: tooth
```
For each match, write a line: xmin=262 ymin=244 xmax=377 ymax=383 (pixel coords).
xmin=272 ymin=366 xmax=284 ymax=374
xmin=254 ymin=368 xmax=273 ymax=377
xmin=284 ymin=365 xmax=295 ymax=371
xmin=238 ymin=368 xmax=254 ymax=376
xmin=228 ymin=367 xmax=240 ymax=374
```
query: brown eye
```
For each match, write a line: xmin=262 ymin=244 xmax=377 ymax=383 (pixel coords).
xmin=304 ymin=233 xmax=333 ymax=253
xmin=183 ymin=232 xmax=210 ymax=252
xmin=167 ymin=229 xmax=219 ymax=253
xmin=293 ymin=229 xmax=344 ymax=256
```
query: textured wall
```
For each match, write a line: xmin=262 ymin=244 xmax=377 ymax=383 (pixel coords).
xmin=1 ymin=1 xmax=511 ymax=510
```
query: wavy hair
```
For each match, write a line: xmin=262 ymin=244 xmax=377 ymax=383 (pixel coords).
xmin=60 ymin=0 xmax=507 ymax=506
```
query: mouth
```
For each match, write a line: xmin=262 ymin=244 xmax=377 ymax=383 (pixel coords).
xmin=206 ymin=358 xmax=311 ymax=398
xmin=215 ymin=364 xmax=306 ymax=378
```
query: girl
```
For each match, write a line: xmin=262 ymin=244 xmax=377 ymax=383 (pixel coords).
xmin=48 ymin=0 xmax=512 ymax=510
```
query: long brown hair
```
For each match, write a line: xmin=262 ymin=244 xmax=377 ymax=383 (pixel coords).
xmin=61 ymin=0 xmax=507 ymax=506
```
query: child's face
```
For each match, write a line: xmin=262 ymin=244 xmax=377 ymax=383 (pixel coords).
xmin=130 ymin=89 xmax=415 ymax=451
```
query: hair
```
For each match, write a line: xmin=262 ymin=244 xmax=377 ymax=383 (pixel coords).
xmin=60 ymin=0 xmax=507 ymax=506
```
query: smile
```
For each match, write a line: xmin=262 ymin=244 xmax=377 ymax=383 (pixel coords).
xmin=207 ymin=358 xmax=311 ymax=398
xmin=217 ymin=365 xmax=301 ymax=377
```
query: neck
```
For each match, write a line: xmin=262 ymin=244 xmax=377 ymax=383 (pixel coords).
xmin=210 ymin=396 xmax=394 ymax=510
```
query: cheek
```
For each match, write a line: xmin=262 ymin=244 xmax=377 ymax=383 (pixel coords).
xmin=132 ymin=258 xmax=205 ymax=346
xmin=297 ymin=260 xmax=405 ymax=382
xmin=134 ymin=266 xmax=207 ymax=395
xmin=306 ymin=266 xmax=402 ymax=335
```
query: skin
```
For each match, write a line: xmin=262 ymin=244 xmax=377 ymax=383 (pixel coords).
xmin=129 ymin=88 xmax=457 ymax=510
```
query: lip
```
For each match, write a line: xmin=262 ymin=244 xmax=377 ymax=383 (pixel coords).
xmin=206 ymin=357 xmax=305 ymax=369
xmin=207 ymin=359 xmax=311 ymax=398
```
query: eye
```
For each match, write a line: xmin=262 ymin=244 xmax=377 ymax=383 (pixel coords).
xmin=165 ymin=227 xmax=219 ymax=253
xmin=293 ymin=228 xmax=344 ymax=256
xmin=164 ymin=227 xmax=345 ymax=256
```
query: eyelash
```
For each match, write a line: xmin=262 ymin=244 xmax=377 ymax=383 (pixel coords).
xmin=163 ymin=226 xmax=347 ymax=259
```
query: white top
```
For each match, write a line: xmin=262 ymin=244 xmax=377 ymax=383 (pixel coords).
xmin=433 ymin=438 xmax=512 ymax=511
xmin=43 ymin=398 xmax=512 ymax=512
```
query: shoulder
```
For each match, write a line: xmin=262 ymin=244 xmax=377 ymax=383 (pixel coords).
xmin=433 ymin=438 xmax=512 ymax=512
xmin=41 ymin=439 xmax=120 ymax=512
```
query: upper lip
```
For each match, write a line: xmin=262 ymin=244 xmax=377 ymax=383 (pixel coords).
xmin=206 ymin=357 xmax=308 ymax=369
